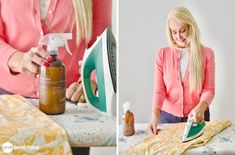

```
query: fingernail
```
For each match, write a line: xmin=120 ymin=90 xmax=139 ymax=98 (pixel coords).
xmin=47 ymin=57 xmax=53 ymax=63
xmin=43 ymin=62 xmax=50 ymax=67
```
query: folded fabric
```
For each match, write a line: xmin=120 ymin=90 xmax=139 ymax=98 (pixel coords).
xmin=126 ymin=120 xmax=231 ymax=155
xmin=0 ymin=95 xmax=72 ymax=155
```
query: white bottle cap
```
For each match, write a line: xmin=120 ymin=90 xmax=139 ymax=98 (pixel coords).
xmin=123 ymin=101 xmax=131 ymax=113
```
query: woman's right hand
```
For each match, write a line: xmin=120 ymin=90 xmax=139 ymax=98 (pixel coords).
xmin=66 ymin=80 xmax=97 ymax=103
xmin=148 ymin=108 xmax=161 ymax=135
xmin=8 ymin=47 xmax=52 ymax=77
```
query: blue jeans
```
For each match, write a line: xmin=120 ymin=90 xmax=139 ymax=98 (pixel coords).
xmin=0 ymin=87 xmax=14 ymax=95
xmin=0 ymin=87 xmax=35 ymax=99
xmin=159 ymin=109 xmax=210 ymax=123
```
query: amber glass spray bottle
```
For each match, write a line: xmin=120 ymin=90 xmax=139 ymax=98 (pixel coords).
xmin=122 ymin=101 xmax=135 ymax=136
xmin=39 ymin=33 xmax=72 ymax=114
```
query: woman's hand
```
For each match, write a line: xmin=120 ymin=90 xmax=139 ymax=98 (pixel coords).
xmin=8 ymin=47 xmax=52 ymax=77
xmin=66 ymin=80 xmax=97 ymax=103
xmin=189 ymin=101 xmax=208 ymax=123
xmin=148 ymin=108 xmax=161 ymax=135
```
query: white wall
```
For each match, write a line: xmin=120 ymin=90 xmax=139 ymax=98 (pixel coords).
xmin=119 ymin=0 xmax=235 ymax=123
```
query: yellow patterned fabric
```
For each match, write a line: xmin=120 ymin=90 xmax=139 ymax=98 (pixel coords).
xmin=126 ymin=120 xmax=231 ymax=155
xmin=0 ymin=95 xmax=72 ymax=155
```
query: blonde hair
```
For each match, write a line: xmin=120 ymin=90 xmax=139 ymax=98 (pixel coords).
xmin=167 ymin=7 xmax=203 ymax=91
xmin=72 ymin=0 xmax=93 ymax=45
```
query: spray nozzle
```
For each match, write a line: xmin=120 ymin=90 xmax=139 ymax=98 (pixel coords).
xmin=123 ymin=101 xmax=131 ymax=113
xmin=39 ymin=33 xmax=73 ymax=55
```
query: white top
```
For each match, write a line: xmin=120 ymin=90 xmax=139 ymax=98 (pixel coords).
xmin=40 ymin=0 xmax=50 ymax=20
xmin=180 ymin=48 xmax=188 ymax=81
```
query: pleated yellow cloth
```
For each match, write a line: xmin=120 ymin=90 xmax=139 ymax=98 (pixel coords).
xmin=0 ymin=95 xmax=72 ymax=155
xmin=126 ymin=120 xmax=231 ymax=155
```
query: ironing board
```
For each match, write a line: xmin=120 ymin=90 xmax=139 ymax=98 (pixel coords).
xmin=0 ymin=95 xmax=116 ymax=154
xmin=28 ymin=98 xmax=116 ymax=147
xmin=119 ymin=123 xmax=235 ymax=155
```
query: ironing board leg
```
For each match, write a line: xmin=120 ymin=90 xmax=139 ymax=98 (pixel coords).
xmin=71 ymin=147 xmax=90 ymax=155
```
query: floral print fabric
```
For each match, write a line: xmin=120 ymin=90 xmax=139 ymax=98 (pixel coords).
xmin=126 ymin=120 xmax=231 ymax=155
xmin=0 ymin=95 xmax=72 ymax=155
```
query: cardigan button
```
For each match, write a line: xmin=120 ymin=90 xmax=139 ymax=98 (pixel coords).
xmin=34 ymin=9 xmax=38 ymax=15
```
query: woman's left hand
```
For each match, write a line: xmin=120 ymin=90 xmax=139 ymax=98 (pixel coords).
xmin=189 ymin=101 xmax=208 ymax=124
xmin=66 ymin=80 xmax=97 ymax=103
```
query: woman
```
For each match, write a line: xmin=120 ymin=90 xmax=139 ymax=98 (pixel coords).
xmin=148 ymin=7 xmax=215 ymax=134
xmin=0 ymin=0 xmax=111 ymax=102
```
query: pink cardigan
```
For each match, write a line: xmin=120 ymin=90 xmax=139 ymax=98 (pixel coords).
xmin=0 ymin=0 xmax=111 ymax=97
xmin=152 ymin=46 xmax=215 ymax=117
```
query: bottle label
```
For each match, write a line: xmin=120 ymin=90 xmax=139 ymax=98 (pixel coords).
xmin=39 ymin=79 xmax=65 ymax=98
xmin=39 ymin=79 xmax=66 ymax=114
xmin=40 ymin=79 xmax=65 ymax=89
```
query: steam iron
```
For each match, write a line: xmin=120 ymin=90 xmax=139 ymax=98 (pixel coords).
xmin=81 ymin=28 xmax=116 ymax=116
xmin=182 ymin=117 xmax=206 ymax=142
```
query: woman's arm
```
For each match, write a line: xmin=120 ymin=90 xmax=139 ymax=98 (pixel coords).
xmin=0 ymin=5 xmax=50 ymax=77
xmin=88 ymin=0 xmax=112 ymax=47
xmin=66 ymin=0 xmax=112 ymax=103
xmin=148 ymin=49 xmax=166 ymax=134
xmin=189 ymin=48 xmax=215 ymax=123
xmin=200 ymin=48 xmax=215 ymax=106
xmin=148 ymin=107 xmax=161 ymax=134
xmin=8 ymin=48 xmax=51 ymax=77
xmin=152 ymin=49 xmax=166 ymax=110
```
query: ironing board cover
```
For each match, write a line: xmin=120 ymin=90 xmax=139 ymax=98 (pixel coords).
xmin=0 ymin=95 xmax=72 ymax=155
xmin=126 ymin=120 xmax=231 ymax=155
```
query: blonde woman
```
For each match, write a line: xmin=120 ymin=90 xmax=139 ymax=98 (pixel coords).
xmin=0 ymin=0 xmax=111 ymax=102
xmin=148 ymin=7 xmax=215 ymax=134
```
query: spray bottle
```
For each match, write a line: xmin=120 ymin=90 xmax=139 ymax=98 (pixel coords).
xmin=39 ymin=33 xmax=72 ymax=115
xmin=122 ymin=101 xmax=135 ymax=136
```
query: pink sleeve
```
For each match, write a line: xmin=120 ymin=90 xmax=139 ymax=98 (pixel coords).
xmin=0 ymin=7 xmax=17 ymax=74
xmin=200 ymin=49 xmax=215 ymax=106
xmin=79 ymin=0 xmax=111 ymax=83
xmin=152 ymin=49 xmax=166 ymax=109
xmin=88 ymin=0 xmax=112 ymax=48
